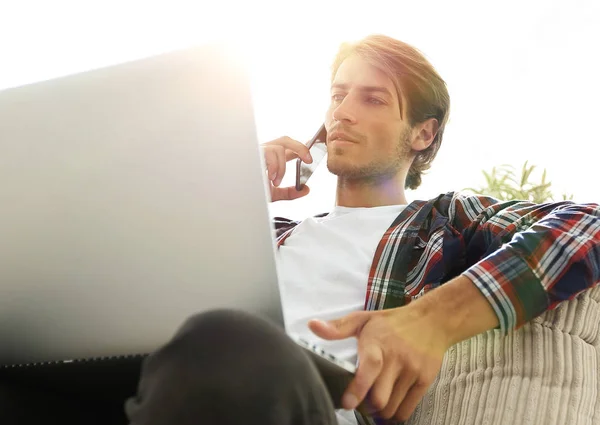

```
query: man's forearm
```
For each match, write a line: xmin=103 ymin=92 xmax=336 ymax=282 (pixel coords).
xmin=411 ymin=275 xmax=499 ymax=347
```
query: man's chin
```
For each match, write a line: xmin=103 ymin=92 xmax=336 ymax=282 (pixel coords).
xmin=327 ymin=163 xmax=371 ymax=181
xmin=327 ymin=158 xmax=402 ymax=183
xmin=326 ymin=158 xmax=359 ymax=178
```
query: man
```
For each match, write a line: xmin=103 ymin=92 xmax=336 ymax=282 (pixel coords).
xmin=3 ymin=35 xmax=600 ymax=425
xmin=125 ymin=34 xmax=600 ymax=425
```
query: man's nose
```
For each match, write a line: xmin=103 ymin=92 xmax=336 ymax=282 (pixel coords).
xmin=332 ymin=97 xmax=358 ymax=124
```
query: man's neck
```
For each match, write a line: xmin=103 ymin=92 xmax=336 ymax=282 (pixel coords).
xmin=335 ymin=174 xmax=408 ymax=208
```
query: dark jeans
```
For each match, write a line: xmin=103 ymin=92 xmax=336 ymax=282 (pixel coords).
xmin=0 ymin=309 xmax=338 ymax=425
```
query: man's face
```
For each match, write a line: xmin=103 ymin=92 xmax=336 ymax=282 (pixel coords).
xmin=325 ymin=54 xmax=413 ymax=181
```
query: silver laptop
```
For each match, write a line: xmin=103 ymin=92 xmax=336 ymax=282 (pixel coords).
xmin=0 ymin=44 xmax=355 ymax=391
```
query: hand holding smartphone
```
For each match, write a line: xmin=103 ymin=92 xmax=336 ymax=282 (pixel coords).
xmin=262 ymin=125 xmax=327 ymax=202
xmin=295 ymin=124 xmax=328 ymax=191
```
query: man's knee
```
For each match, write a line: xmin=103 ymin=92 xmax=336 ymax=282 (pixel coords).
xmin=168 ymin=309 xmax=290 ymax=359
xmin=142 ymin=308 xmax=307 ymax=380
xmin=176 ymin=309 xmax=279 ymax=342
xmin=127 ymin=309 xmax=335 ymax=424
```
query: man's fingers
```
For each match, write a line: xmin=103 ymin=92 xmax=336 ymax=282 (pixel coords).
xmin=263 ymin=149 xmax=277 ymax=181
xmin=272 ymin=185 xmax=310 ymax=201
xmin=284 ymin=149 xmax=301 ymax=162
xmin=342 ymin=345 xmax=384 ymax=410
xmin=265 ymin=136 xmax=312 ymax=163
xmin=263 ymin=146 xmax=287 ymax=187
xmin=309 ymin=312 xmax=371 ymax=341
xmin=285 ymin=185 xmax=310 ymax=200
xmin=393 ymin=382 xmax=429 ymax=422
xmin=378 ymin=375 xmax=416 ymax=420
xmin=368 ymin=364 xmax=403 ymax=415
xmin=272 ymin=148 xmax=286 ymax=187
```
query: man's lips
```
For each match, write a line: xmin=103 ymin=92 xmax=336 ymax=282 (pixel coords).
xmin=328 ymin=131 xmax=358 ymax=144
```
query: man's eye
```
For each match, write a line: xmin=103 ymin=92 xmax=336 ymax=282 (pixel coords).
xmin=331 ymin=94 xmax=345 ymax=102
xmin=367 ymin=97 xmax=384 ymax=105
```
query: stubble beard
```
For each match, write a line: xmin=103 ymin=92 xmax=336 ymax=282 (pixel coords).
xmin=327 ymin=132 xmax=412 ymax=185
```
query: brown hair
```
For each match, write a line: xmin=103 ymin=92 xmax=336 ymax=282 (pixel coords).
xmin=331 ymin=35 xmax=450 ymax=189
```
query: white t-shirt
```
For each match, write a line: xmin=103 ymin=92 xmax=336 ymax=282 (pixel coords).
xmin=276 ymin=204 xmax=406 ymax=425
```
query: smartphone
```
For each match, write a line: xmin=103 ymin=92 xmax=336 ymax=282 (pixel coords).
xmin=295 ymin=124 xmax=328 ymax=191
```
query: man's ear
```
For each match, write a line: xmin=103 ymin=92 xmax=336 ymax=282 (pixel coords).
xmin=411 ymin=118 xmax=439 ymax=152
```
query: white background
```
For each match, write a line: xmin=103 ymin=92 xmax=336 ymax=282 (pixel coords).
xmin=1 ymin=0 xmax=598 ymax=220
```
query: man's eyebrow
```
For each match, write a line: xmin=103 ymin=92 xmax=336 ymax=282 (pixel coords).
xmin=331 ymin=83 xmax=393 ymax=97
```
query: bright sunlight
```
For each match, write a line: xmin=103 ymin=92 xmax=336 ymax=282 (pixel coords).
xmin=1 ymin=0 xmax=598 ymax=219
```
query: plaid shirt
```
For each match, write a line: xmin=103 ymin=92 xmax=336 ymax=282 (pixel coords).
xmin=275 ymin=191 xmax=600 ymax=424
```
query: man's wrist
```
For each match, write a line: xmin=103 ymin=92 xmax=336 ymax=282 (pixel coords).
xmin=411 ymin=275 xmax=500 ymax=347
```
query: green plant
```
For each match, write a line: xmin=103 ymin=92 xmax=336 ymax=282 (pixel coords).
xmin=465 ymin=161 xmax=573 ymax=203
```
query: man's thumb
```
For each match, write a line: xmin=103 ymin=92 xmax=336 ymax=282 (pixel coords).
xmin=289 ymin=184 xmax=310 ymax=200
xmin=308 ymin=313 xmax=370 ymax=340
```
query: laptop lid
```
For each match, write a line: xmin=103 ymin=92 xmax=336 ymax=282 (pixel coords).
xmin=0 ymin=44 xmax=284 ymax=365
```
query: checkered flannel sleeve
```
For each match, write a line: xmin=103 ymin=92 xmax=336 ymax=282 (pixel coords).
xmin=450 ymin=192 xmax=600 ymax=333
